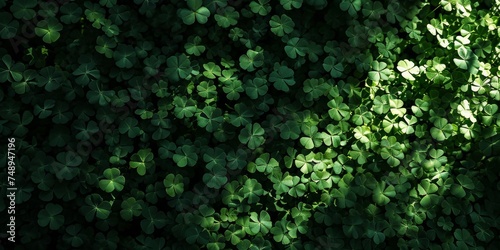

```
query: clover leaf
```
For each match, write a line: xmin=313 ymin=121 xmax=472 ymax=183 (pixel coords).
xmin=269 ymin=65 xmax=295 ymax=92
xmin=129 ymin=149 xmax=155 ymax=176
xmin=141 ymin=206 xmax=167 ymax=234
xmin=79 ymin=194 xmax=111 ymax=222
xmin=35 ymin=18 xmax=63 ymax=44
xmin=179 ymin=0 xmax=211 ymax=25
xmin=173 ymin=144 xmax=198 ymax=167
xmin=38 ymin=203 xmax=64 ymax=230
xmin=120 ymin=197 xmax=142 ymax=221
xmin=239 ymin=123 xmax=265 ymax=149
xmin=269 ymin=14 xmax=294 ymax=37
xmin=163 ymin=174 xmax=184 ymax=197
xmin=0 ymin=54 xmax=25 ymax=83
xmin=99 ymin=168 xmax=125 ymax=193
xmin=0 ymin=12 xmax=19 ymax=39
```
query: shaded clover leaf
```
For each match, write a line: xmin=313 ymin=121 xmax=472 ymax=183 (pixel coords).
xmin=79 ymin=194 xmax=111 ymax=222
xmin=323 ymin=56 xmax=344 ymax=78
xmin=173 ymin=144 xmax=198 ymax=167
xmin=165 ymin=54 xmax=192 ymax=81
xmin=215 ymin=6 xmax=239 ymax=28
xmin=453 ymin=46 xmax=480 ymax=74
xmin=269 ymin=65 xmax=295 ymax=92
xmin=141 ymin=206 xmax=167 ymax=234
xmin=269 ymin=14 xmax=294 ymax=37
xmin=0 ymin=12 xmax=19 ymax=39
xmin=0 ymin=54 xmax=25 ymax=83
xmin=239 ymin=123 xmax=265 ymax=150
xmin=120 ymin=197 xmax=142 ymax=221
xmin=38 ymin=203 xmax=64 ymax=230
xmin=10 ymin=0 xmax=37 ymax=20
xmin=99 ymin=168 xmax=125 ymax=193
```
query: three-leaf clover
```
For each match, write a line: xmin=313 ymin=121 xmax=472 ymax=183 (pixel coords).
xmin=38 ymin=203 xmax=64 ymax=230
xmin=129 ymin=149 xmax=155 ymax=176
xmin=239 ymin=123 xmax=265 ymax=149
xmin=179 ymin=0 xmax=211 ymax=25
xmin=99 ymin=168 xmax=125 ymax=193
xmin=35 ymin=18 xmax=63 ymax=44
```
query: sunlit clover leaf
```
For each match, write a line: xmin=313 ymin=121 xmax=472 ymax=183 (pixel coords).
xmin=368 ymin=61 xmax=391 ymax=82
xmin=397 ymin=59 xmax=420 ymax=81
xmin=249 ymin=0 xmax=271 ymax=16
xmin=113 ymin=44 xmax=136 ymax=68
xmin=453 ymin=46 xmax=480 ymax=74
xmin=203 ymin=62 xmax=222 ymax=79
xmin=141 ymin=206 xmax=167 ymax=234
xmin=323 ymin=56 xmax=344 ymax=78
xmin=248 ymin=211 xmax=272 ymax=235
xmin=0 ymin=54 xmax=25 ymax=83
xmin=165 ymin=54 xmax=192 ymax=81
xmin=38 ymin=203 xmax=64 ymax=230
xmin=79 ymin=194 xmax=111 ymax=222
xmin=163 ymin=174 xmax=184 ymax=197
xmin=239 ymin=123 xmax=265 ymax=150
xmin=269 ymin=14 xmax=294 ymax=37
xmin=245 ymin=76 xmax=268 ymax=99
xmin=215 ymin=6 xmax=239 ymax=28
xmin=351 ymin=106 xmax=373 ymax=125
xmin=389 ymin=98 xmax=406 ymax=117
xmin=327 ymin=96 xmax=351 ymax=121
xmin=10 ymin=0 xmax=37 ymax=20
xmin=129 ymin=149 xmax=154 ymax=176
xmin=120 ymin=197 xmax=142 ymax=221
xmin=340 ymin=0 xmax=362 ymax=17
xmin=399 ymin=115 xmax=417 ymax=134
xmin=418 ymin=179 xmax=440 ymax=208
xmin=372 ymin=181 xmax=396 ymax=206
xmin=243 ymin=178 xmax=264 ymax=204
xmin=173 ymin=145 xmax=198 ymax=167
xmin=430 ymin=118 xmax=454 ymax=141
xmin=99 ymin=168 xmax=125 ymax=193
xmin=0 ymin=13 xmax=19 ymax=39
xmin=179 ymin=0 xmax=211 ymax=25
xmin=35 ymin=18 xmax=62 ymax=44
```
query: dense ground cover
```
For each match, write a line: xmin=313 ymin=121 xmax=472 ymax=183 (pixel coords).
xmin=1 ymin=0 xmax=500 ymax=249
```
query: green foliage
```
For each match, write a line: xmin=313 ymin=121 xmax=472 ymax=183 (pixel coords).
xmin=2 ymin=0 xmax=500 ymax=249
